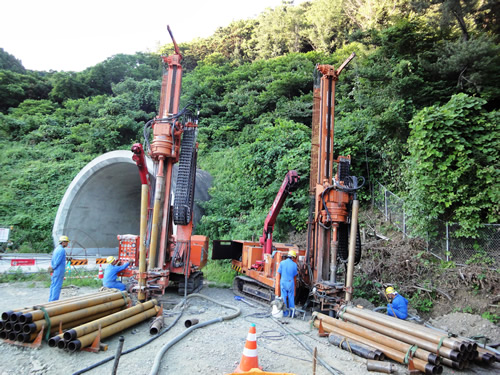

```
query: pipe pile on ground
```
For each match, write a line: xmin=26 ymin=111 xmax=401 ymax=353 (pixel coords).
xmin=313 ymin=306 xmax=498 ymax=374
xmin=0 ymin=290 xmax=130 ymax=344
xmin=53 ymin=300 xmax=159 ymax=352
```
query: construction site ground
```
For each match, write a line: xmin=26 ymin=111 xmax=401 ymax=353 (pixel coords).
xmin=0 ymin=282 xmax=499 ymax=375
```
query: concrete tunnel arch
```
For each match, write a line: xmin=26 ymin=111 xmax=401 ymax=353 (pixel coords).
xmin=52 ymin=150 xmax=212 ymax=256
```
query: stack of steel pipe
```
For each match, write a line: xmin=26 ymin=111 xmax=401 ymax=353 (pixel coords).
xmin=313 ymin=306 xmax=498 ymax=373
xmin=0 ymin=290 xmax=130 ymax=344
xmin=51 ymin=299 xmax=159 ymax=351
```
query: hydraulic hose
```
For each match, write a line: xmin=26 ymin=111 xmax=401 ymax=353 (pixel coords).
xmin=149 ymin=293 xmax=241 ymax=375
xmin=272 ymin=317 xmax=344 ymax=375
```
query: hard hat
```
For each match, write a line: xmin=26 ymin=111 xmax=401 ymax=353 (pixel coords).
xmin=59 ymin=235 xmax=70 ymax=243
xmin=106 ymin=256 xmax=115 ymax=264
xmin=288 ymin=250 xmax=297 ymax=258
xmin=385 ymin=286 xmax=396 ymax=295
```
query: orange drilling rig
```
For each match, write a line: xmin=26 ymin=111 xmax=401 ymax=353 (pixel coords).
xmin=117 ymin=27 xmax=208 ymax=301
xmin=213 ymin=53 xmax=364 ymax=313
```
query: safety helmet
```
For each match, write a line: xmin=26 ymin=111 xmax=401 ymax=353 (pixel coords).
xmin=288 ymin=250 xmax=297 ymax=258
xmin=106 ymin=256 xmax=115 ymax=264
xmin=385 ymin=286 xmax=396 ymax=295
xmin=59 ymin=235 xmax=70 ymax=243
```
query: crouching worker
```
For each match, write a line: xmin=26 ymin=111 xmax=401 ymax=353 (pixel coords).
xmin=103 ymin=256 xmax=130 ymax=291
xmin=385 ymin=286 xmax=409 ymax=319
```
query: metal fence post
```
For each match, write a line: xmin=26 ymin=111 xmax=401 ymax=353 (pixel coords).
xmin=446 ymin=222 xmax=449 ymax=262
xmin=384 ymin=186 xmax=388 ymax=221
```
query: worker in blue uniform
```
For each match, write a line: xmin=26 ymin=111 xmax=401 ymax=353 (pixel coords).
xmin=276 ymin=250 xmax=298 ymax=317
xmin=103 ymin=256 xmax=130 ymax=291
xmin=48 ymin=235 xmax=69 ymax=301
xmin=385 ymin=286 xmax=409 ymax=319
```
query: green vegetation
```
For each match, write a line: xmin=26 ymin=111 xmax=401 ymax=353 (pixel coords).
xmin=0 ymin=0 xmax=498 ymax=254
xmin=0 ymin=269 xmax=102 ymax=288
xmin=481 ymin=311 xmax=499 ymax=324
xmin=202 ymin=260 xmax=235 ymax=288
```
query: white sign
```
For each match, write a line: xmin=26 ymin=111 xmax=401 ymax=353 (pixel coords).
xmin=0 ymin=228 xmax=10 ymax=243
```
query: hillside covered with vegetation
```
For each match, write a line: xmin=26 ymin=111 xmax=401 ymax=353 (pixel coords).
xmin=0 ymin=0 xmax=499 ymax=253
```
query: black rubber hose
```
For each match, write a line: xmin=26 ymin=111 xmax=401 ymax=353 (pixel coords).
xmin=71 ymin=311 xmax=183 ymax=375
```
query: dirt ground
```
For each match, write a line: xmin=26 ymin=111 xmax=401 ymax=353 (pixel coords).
xmin=0 ymin=283 xmax=499 ymax=375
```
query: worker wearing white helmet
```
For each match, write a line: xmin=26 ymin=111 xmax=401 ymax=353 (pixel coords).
xmin=48 ymin=235 xmax=70 ymax=301
xmin=102 ymin=256 xmax=131 ymax=291
xmin=385 ymin=286 xmax=409 ymax=319
xmin=276 ymin=249 xmax=298 ymax=317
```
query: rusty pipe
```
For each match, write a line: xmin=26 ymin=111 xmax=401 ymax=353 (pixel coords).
xmin=23 ymin=298 xmax=130 ymax=334
xmin=340 ymin=311 xmax=458 ymax=361
xmin=315 ymin=313 xmax=441 ymax=365
xmin=67 ymin=306 xmax=159 ymax=352
xmin=345 ymin=198 xmax=359 ymax=302
xmin=63 ymin=300 xmax=157 ymax=341
xmin=342 ymin=306 xmax=465 ymax=352
xmin=138 ymin=183 xmax=149 ymax=301
xmin=328 ymin=332 xmax=380 ymax=360
xmin=366 ymin=360 xmax=395 ymax=373
xmin=44 ymin=306 xmax=126 ymax=338
xmin=20 ymin=291 xmax=128 ymax=324
xmin=150 ymin=315 xmax=164 ymax=335
xmin=149 ymin=159 xmax=165 ymax=270
xmin=313 ymin=319 xmax=438 ymax=374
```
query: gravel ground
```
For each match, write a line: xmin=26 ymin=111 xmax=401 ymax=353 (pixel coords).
xmin=0 ymin=283 xmax=498 ymax=375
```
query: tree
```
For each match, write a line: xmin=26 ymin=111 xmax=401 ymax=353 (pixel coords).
xmin=0 ymin=48 xmax=26 ymax=73
xmin=404 ymin=94 xmax=499 ymax=237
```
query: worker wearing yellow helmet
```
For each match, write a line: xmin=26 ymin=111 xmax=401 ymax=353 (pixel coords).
xmin=102 ymin=255 xmax=131 ymax=291
xmin=48 ymin=235 xmax=70 ymax=301
xmin=385 ymin=286 xmax=409 ymax=319
xmin=275 ymin=249 xmax=298 ymax=317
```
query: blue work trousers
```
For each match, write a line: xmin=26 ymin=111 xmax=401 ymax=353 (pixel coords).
xmin=49 ymin=271 xmax=64 ymax=301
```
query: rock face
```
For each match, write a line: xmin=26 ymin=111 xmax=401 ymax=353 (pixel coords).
xmin=52 ymin=150 xmax=212 ymax=255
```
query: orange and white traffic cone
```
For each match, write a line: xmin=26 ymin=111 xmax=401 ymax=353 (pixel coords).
xmin=98 ymin=264 xmax=104 ymax=279
xmin=234 ymin=323 xmax=262 ymax=373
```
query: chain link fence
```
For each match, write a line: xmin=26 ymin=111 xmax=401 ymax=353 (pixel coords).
xmin=372 ymin=182 xmax=499 ymax=266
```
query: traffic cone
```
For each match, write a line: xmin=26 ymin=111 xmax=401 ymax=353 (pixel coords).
xmin=98 ymin=264 xmax=104 ymax=279
xmin=234 ymin=323 xmax=262 ymax=373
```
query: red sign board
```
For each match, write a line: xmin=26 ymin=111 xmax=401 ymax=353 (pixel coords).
xmin=11 ymin=259 xmax=36 ymax=266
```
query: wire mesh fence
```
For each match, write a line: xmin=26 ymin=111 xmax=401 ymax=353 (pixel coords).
xmin=372 ymin=182 xmax=499 ymax=266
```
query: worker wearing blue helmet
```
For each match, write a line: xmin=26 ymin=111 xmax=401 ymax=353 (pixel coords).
xmin=103 ymin=256 xmax=130 ymax=291
xmin=48 ymin=235 xmax=69 ymax=301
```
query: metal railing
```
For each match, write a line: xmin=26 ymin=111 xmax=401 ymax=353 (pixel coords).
xmin=372 ymin=182 xmax=499 ymax=266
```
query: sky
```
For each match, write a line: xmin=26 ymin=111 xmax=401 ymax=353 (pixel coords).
xmin=0 ymin=0 xmax=304 ymax=72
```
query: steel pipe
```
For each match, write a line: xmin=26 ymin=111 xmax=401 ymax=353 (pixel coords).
xmin=342 ymin=306 xmax=465 ymax=352
xmin=345 ymin=199 xmax=359 ymax=302
xmin=328 ymin=332 xmax=380 ymax=360
xmin=184 ymin=319 xmax=199 ymax=328
xmin=67 ymin=306 xmax=159 ymax=352
xmin=313 ymin=318 xmax=439 ymax=374
xmin=20 ymin=291 xmax=128 ymax=324
xmin=339 ymin=311 xmax=458 ymax=361
xmin=439 ymin=357 xmax=464 ymax=370
xmin=4 ymin=321 xmax=13 ymax=331
xmin=138 ymin=183 xmax=149 ymax=301
xmin=23 ymin=297 xmax=130 ymax=334
xmin=63 ymin=300 xmax=157 ymax=341
xmin=150 ymin=315 xmax=164 ymax=335
xmin=0 ymin=330 xmax=7 ymax=339
xmin=315 ymin=313 xmax=441 ymax=365
xmin=366 ymin=360 xmax=395 ymax=373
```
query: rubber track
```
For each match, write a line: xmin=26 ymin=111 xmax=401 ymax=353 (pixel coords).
xmin=174 ymin=128 xmax=197 ymax=225
xmin=232 ymin=276 xmax=275 ymax=306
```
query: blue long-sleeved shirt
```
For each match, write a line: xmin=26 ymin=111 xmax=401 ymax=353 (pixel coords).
xmin=387 ymin=293 xmax=409 ymax=319
xmin=51 ymin=244 xmax=66 ymax=275
xmin=103 ymin=262 xmax=130 ymax=286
